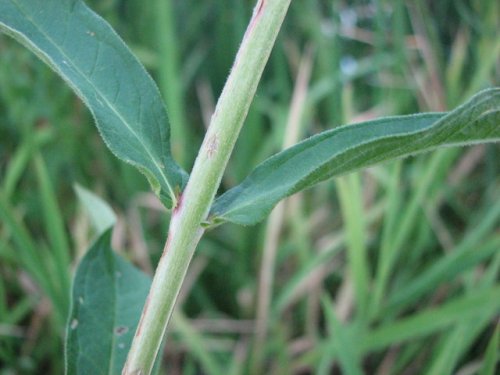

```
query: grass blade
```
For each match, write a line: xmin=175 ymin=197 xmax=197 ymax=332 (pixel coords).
xmin=363 ymin=286 xmax=500 ymax=352
xmin=336 ymin=174 xmax=370 ymax=319
xmin=479 ymin=323 xmax=499 ymax=375
xmin=320 ymin=295 xmax=364 ymax=375
xmin=34 ymin=154 xmax=71 ymax=304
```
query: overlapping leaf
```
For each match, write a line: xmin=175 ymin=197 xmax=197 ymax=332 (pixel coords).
xmin=0 ymin=0 xmax=187 ymax=207
xmin=65 ymin=230 xmax=151 ymax=375
xmin=74 ymin=184 xmax=116 ymax=235
xmin=211 ymin=88 xmax=500 ymax=225
xmin=65 ymin=188 xmax=153 ymax=374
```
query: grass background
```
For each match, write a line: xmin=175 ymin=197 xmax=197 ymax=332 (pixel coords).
xmin=0 ymin=0 xmax=499 ymax=374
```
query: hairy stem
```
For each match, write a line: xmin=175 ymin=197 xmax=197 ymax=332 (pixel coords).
xmin=123 ymin=1 xmax=292 ymax=373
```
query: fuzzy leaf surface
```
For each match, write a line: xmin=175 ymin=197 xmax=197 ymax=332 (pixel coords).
xmin=65 ymin=230 xmax=151 ymax=375
xmin=0 ymin=0 xmax=187 ymax=207
xmin=211 ymin=88 xmax=500 ymax=225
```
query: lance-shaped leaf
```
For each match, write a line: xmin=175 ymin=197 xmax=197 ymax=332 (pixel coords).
xmin=74 ymin=184 xmax=116 ymax=235
xmin=65 ymin=230 xmax=152 ymax=375
xmin=211 ymin=88 xmax=500 ymax=225
xmin=0 ymin=0 xmax=187 ymax=208
xmin=66 ymin=187 xmax=162 ymax=374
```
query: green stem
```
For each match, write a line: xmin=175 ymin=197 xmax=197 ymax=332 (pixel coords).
xmin=123 ymin=1 xmax=292 ymax=373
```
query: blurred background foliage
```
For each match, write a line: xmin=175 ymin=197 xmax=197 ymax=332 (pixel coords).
xmin=0 ymin=0 xmax=499 ymax=374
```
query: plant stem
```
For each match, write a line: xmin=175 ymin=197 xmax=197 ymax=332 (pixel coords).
xmin=123 ymin=1 xmax=292 ymax=373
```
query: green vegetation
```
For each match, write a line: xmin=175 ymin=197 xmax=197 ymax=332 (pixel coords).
xmin=0 ymin=0 xmax=498 ymax=374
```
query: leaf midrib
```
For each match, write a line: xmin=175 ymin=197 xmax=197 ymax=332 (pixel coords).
xmin=6 ymin=0 xmax=175 ymax=201
xmin=214 ymin=116 xmax=438 ymax=220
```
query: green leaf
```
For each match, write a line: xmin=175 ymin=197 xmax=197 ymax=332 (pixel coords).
xmin=362 ymin=286 xmax=500 ymax=352
xmin=65 ymin=230 xmax=151 ymax=375
xmin=211 ymin=88 xmax=500 ymax=225
xmin=0 ymin=0 xmax=188 ymax=208
xmin=74 ymin=184 xmax=116 ymax=236
xmin=480 ymin=323 xmax=499 ymax=375
xmin=384 ymin=197 xmax=500 ymax=315
xmin=320 ymin=296 xmax=364 ymax=375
